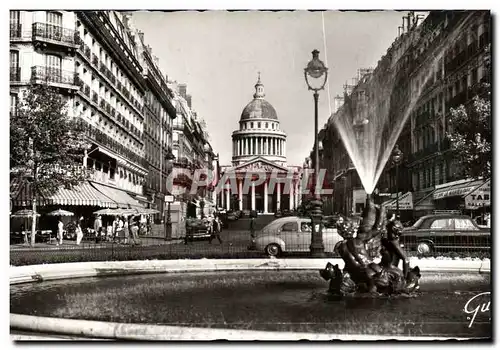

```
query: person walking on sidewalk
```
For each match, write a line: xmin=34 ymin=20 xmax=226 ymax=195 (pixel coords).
xmin=130 ymin=217 xmax=140 ymax=245
xmin=94 ymin=215 xmax=103 ymax=243
xmin=57 ymin=218 xmax=64 ymax=246
xmin=209 ymin=215 xmax=223 ymax=244
xmin=249 ymin=216 xmax=256 ymax=239
xmin=75 ymin=217 xmax=84 ymax=245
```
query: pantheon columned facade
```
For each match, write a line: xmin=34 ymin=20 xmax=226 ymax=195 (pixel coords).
xmin=218 ymin=75 xmax=302 ymax=214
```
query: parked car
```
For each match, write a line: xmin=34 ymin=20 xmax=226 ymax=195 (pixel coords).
xmin=274 ymin=210 xmax=283 ymax=218
xmin=226 ymin=211 xmax=238 ymax=221
xmin=400 ymin=214 xmax=490 ymax=255
xmin=322 ymin=215 xmax=346 ymax=228
xmin=248 ymin=216 xmax=343 ymax=257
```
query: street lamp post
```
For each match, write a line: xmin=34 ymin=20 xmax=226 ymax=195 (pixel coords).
xmin=392 ymin=144 xmax=403 ymax=218
xmin=164 ymin=150 xmax=176 ymax=241
xmin=304 ymin=49 xmax=328 ymax=257
xmin=341 ymin=174 xmax=347 ymax=216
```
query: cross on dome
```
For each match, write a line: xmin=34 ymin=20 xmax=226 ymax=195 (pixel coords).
xmin=253 ymin=72 xmax=265 ymax=98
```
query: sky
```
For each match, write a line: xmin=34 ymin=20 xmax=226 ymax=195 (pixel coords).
xmin=131 ymin=10 xmax=411 ymax=166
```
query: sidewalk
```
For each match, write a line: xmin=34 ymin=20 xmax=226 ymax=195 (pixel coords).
xmin=10 ymin=237 xmax=183 ymax=252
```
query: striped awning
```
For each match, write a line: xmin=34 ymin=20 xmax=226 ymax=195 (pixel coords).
xmin=10 ymin=178 xmax=118 ymax=208
xmin=48 ymin=181 xmax=117 ymax=208
xmin=90 ymin=182 xmax=144 ymax=209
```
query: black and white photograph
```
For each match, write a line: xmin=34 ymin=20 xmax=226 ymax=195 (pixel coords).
xmin=7 ymin=5 xmax=492 ymax=342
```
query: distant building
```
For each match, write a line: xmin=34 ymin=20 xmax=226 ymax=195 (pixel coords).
xmin=219 ymin=75 xmax=302 ymax=213
xmin=317 ymin=10 xmax=491 ymax=219
xmin=10 ymin=11 xmax=149 ymax=216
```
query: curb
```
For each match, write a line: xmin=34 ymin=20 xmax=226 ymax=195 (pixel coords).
xmin=10 ymin=314 xmax=471 ymax=341
xmin=10 ymin=258 xmax=490 ymax=285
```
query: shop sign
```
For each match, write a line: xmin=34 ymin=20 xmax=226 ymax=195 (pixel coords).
xmin=165 ymin=195 xmax=175 ymax=203
xmin=465 ymin=181 xmax=490 ymax=209
xmin=385 ymin=192 xmax=413 ymax=210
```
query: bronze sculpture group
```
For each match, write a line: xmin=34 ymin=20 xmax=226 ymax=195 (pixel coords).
xmin=320 ymin=196 xmax=421 ymax=296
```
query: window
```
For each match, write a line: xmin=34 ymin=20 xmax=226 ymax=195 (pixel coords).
xmin=454 ymin=219 xmax=478 ymax=231
xmin=258 ymin=122 xmax=261 ymax=128
xmin=47 ymin=11 xmax=62 ymax=26
xmin=250 ymin=122 xmax=254 ymax=128
xmin=430 ymin=219 xmax=454 ymax=230
xmin=46 ymin=12 xmax=62 ymax=40
xmin=265 ymin=122 xmax=268 ymax=128
xmin=10 ymin=50 xmax=18 ymax=68
xmin=281 ymin=222 xmax=298 ymax=232
xmin=10 ymin=11 xmax=20 ymax=37
xmin=10 ymin=94 xmax=18 ymax=116
xmin=10 ymin=10 xmax=20 ymax=24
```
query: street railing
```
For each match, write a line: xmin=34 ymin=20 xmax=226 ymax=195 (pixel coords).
xmin=10 ymin=225 xmax=490 ymax=266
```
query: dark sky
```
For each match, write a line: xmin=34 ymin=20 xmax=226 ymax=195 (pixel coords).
xmin=131 ymin=10 xmax=416 ymax=166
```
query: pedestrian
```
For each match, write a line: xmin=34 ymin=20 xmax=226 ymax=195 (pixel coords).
xmin=112 ymin=216 xmax=121 ymax=243
xmin=147 ymin=215 xmax=152 ymax=235
xmin=94 ymin=215 xmax=103 ymax=243
xmin=75 ymin=217 xmax=84 ymax=245
xmin=250 ymin=216 xmax=256 ymax=239
xmin=130 ymin=217 xmax=140 ymax=245
xmin=210 ymin=215 xmax=223 ymax=244
xmin=123 ymin=216 xmax=130 ymax=245
xmin=57 ymin=217 xmax=64 ymax=246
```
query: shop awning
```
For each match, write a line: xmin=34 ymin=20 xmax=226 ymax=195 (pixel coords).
xmin=10 ymin=178 xmax=117 ymax=208
xmin=464 ymin=179 xmax=490 ymax=209
xmin=382 ymin=192 xmax=414 ymax=210
xmin=433 ymin=179 xmax=484 ymax=200
xmin=90 ymin=182 xmax=143 ymax=209
xmin=47 ymin=181 xmax=118 ymax=208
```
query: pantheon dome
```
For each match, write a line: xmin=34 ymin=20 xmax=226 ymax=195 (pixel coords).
xmin=231 ymin=74 xmax=287 ymax=166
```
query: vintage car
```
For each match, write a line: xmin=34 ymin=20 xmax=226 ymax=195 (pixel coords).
xmin=248 ymin=216 xmax=343 ymax=257
xmin=400 ymin=214 xmax=490 ymax=255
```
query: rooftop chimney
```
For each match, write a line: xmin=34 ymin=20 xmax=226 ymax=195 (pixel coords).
xmin=186 ymin=95 xmax=192 ymax=108
xmin=137 ymin=31 xmax=144 ymax=43
xmin=178 ymin=84 xmax=187 ymax=99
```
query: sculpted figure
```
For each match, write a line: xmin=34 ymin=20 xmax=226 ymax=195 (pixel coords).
xmin=321 ymin=196 xmax=421 ymax=295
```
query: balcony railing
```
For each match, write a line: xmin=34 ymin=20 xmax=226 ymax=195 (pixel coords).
xmin=10 ymin=67 xmax=21 ymax=82
xmin=80 ymin=83 xmax=91 ymax=98
xmin=78 ymin=41 xmax=92 ymax=60
xmin=31 ymin=66 xmax=78 ymax=87
xmin=78 ymin=119 xmax=148 ymax=169
xmin=32 ymin=22 xmax=79 ymax=47
xmin=92 ymin=53 xmax=99 ymax=67
xmin=10 ymin=23 xmax=22 ymax=38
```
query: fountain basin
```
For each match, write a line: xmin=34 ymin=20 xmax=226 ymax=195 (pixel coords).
xmin=10 ymin=259 xmax=491 ymax=340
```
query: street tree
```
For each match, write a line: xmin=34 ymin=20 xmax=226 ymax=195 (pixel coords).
xmin=446 ymin=44 xmax=491 ymax=181
xmin=446 ymin=91 xmax=491 ymax=180
xmin=10 ymin=84 xmax=91 ymax=246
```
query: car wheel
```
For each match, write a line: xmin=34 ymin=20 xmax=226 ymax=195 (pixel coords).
xmin=265 ymin=243 xmax=281 ymax=257
xmin=417 ymin=241 xmax=432 ymax=255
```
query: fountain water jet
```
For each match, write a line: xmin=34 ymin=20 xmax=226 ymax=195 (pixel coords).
xmin=332 ymin=13 xmax=475 ymax=195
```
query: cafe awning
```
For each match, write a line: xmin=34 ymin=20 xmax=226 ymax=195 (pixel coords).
xmin=10 ymin=178 xmax=117 ymax=208
xmin=433 ymin=179 xmax=484 ymax=200
xmin=90 ymin=182 xmax=144 ymax=209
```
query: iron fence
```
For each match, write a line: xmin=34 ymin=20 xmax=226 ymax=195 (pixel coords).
xmin=10 ymin=225 xmax=490 ymax=266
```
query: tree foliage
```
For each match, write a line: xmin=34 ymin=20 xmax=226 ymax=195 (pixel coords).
xmin=446 ymin=91 xmax=491 ymax=180
xmin=10 ymin=84 xmax=91 ymax=245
